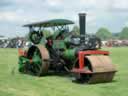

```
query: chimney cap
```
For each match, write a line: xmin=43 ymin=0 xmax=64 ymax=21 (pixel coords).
xmin=79 ymin=13 xmax=86 ymax=16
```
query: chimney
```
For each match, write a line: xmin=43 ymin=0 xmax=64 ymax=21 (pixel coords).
xmin=79 ymin=13 xmax=86 ymax=41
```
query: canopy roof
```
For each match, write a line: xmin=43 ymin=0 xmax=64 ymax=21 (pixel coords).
xmin=24 ymin=19 xmax=74 ymax=27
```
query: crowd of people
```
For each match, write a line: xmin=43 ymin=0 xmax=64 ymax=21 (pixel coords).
xmin=0 ymin=37 xmax=26 ymax=48
xmin=102 ymin=40 xmax=128 ymax=47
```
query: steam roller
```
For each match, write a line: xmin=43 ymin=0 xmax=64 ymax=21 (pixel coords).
xmin=18 ymin=13 xmax=116 ymax=84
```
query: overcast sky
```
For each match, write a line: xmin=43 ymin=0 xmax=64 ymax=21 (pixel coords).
xmin=0 ymin=0 xmax=128 ymax=37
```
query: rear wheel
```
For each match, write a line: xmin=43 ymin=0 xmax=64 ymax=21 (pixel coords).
xmin=18 ymin=45 xmax=50 ymax=76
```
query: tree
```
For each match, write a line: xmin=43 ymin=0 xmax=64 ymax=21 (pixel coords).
xmin=119 ymin=27 xmax=128 ymax=39
xmin=71 ymin=25 xmax=80 ymax=35
xmin=96 ymin=27 xmax=112 ymax=40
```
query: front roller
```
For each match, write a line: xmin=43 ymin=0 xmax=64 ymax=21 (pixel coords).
xmin=18 ymin=45 xmax=50 ymax=76
xmin=71 ymin=50 xmax=117 ymax=84
xmin=86 ymin=56 xmax=116 ymax=83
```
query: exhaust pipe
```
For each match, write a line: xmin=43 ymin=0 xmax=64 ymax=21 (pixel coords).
xmin=79 ymin=13 xmax=86 ymax=41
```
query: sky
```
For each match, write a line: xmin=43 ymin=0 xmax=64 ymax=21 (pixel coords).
xmin=0 ymin=0 xmax=128 ymax=37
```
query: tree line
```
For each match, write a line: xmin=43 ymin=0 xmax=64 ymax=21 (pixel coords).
xmin=72 ymin=26 xmax=128 ymax=40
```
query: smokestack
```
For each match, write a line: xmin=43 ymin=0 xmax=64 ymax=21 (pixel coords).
xmin=79 ymin=13 xmax=86 ymax=41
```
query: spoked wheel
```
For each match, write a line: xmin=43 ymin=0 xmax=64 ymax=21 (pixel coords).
xmin=29 ymin=61 xmax=42 ymax=76
xmin=25 ymin=45 xmax=49 ymax=76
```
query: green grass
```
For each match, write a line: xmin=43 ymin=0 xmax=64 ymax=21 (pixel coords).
xmin=0 ymin=47 xmax=128 ymax=96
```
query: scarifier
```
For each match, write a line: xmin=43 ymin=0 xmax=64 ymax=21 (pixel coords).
xmin=18 ymin=13 xmax=116 ymax=84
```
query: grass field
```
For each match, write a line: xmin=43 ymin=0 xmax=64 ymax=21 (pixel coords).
xmin=0 ymin=47 xmax=128 ymax=96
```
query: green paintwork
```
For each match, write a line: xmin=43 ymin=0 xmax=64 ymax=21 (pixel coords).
xmin=32 ymin=49 xmax=42 ymax=65
xmin=63 ymin=49 xmax=76 ymax=60
xmin=18 ymin=47 xmax=42 ymax=72
xmin=24 ymin=19 xmax=74 ymax=27
xmin=18 ymin=56 xmax=29 ymax=72
xmin=53 ymin=40 xmax=66 ymax=49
